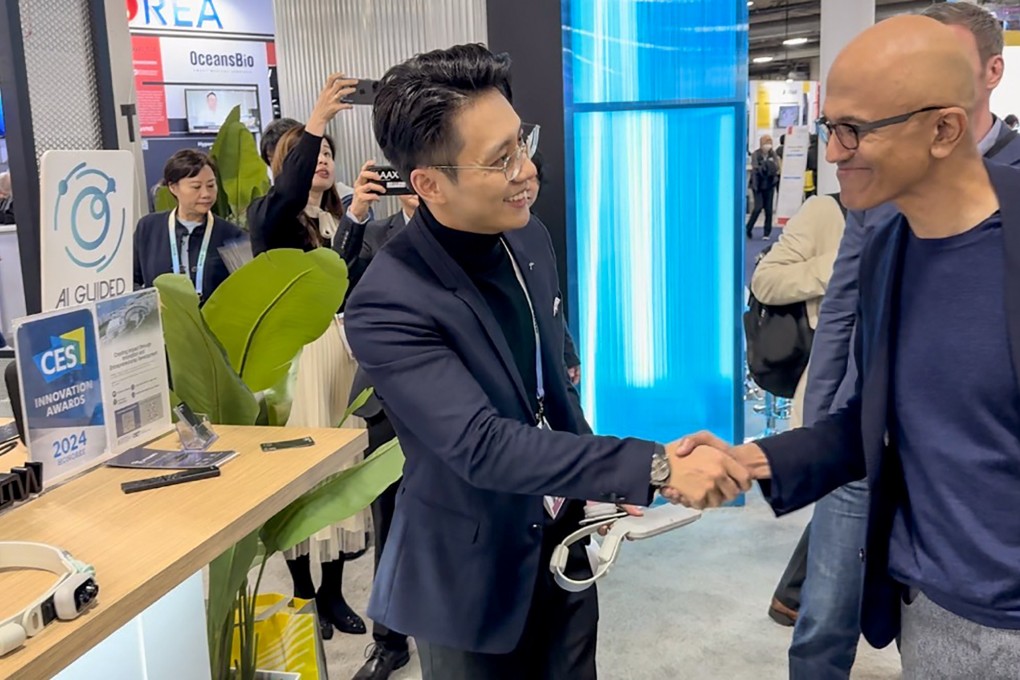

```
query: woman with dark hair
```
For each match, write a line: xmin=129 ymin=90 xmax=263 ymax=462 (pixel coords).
xmin=133 ymin=149 xmax=242 ymax=300
xmin=247 ymin=74 xmax=384 ymax=642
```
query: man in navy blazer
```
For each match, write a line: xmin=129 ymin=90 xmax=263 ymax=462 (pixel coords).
xmin=775 ymin=3 xmax=1020 ymax=677
xmin=344 ymin=45 xmax=750 ymax=679
xmin=678 ymin=17 xmax=1020 ymax=678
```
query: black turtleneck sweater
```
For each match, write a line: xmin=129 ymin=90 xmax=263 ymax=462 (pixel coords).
xmin=420 ymin=204 xmax=540 ymax=419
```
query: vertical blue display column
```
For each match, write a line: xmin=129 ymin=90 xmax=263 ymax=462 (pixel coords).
xmin=563 ymin=1 xmax=748 ymax=445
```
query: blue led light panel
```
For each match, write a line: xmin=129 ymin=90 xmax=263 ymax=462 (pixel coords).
xmin=572 ymin=106 xmax=739 ymax=442
xmin=567 ymin=0 xmax=747 ymax=105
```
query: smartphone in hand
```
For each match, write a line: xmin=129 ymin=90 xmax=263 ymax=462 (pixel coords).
xmin=342 ymin=79 xmax=380 ymax=105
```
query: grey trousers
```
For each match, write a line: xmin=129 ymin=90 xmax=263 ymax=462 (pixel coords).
xmin=901 ymin=592 xmax=1020 ymax=680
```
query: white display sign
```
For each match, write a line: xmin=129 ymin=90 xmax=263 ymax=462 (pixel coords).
xmin=128 ymin=0 xmax=276 ymax=38
xmin=775 ymin=127 xmax=811 ymax=226
xmin=39 ymin=150 xmax=136 ymax=312
xmin=14 ymin=289 xmax=172 ymax=486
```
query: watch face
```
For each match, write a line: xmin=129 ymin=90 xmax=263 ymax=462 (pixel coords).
xmin=73 ymin=578 xmax=99 ymax=611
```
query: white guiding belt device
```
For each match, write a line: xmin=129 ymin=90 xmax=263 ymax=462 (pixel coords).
xmin=0 ymin=542 xmax=99 ymax=656
xmin=550 ymin=502 xmax=702 ymax=592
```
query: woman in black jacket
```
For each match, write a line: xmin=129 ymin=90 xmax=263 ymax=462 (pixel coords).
xmin=247 ymin=74 xmax=384 ymax=641
xmin=248 ymin=76 xmax=381 ymax=254
xmin=133 ymin=150 xmax=242 ymax=301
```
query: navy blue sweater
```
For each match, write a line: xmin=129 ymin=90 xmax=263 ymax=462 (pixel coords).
xmin=889 ymin=213 xmax=1020 ymax=629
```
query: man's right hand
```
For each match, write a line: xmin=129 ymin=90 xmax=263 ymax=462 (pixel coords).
xmin=350 ymin=160 xmax=386 ymax=222
xmin=661 ymin=438 xmax=752 ymax=509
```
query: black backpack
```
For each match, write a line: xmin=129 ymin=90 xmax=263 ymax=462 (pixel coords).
xmin=743 ymin=194 xmax=847 ymax=398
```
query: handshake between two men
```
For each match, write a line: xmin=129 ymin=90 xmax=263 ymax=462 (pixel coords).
xmin=658 ymin=432 xmax=773 ymax=509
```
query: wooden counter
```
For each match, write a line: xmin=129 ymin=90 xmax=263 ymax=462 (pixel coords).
xmin=0 ymin=425 xmax=367 ymax=680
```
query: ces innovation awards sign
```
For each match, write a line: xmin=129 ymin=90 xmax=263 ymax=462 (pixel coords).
xmin=40 ymin=150 xmax=135 ymax=312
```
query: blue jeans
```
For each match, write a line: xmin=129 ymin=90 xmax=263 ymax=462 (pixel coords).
xmin=789 ymin=480 xmax=870 ymax=680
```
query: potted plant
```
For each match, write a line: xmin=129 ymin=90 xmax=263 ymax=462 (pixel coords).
xmin=155 ymin=247 xmax=403 ymax=680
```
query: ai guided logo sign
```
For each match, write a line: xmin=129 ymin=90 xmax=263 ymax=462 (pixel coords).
xmin=54 ymin=163 xmax=127 ymax=274
xmin=32 ymin=327 xmax=88 ymax=384
xmin=41 ymin=150 xmax=134 ymax=311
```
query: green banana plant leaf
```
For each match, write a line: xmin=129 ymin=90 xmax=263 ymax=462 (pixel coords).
xmin=210 ymin=163 xmax=233 ymax=221
xmin=261 ymin=438 xmax=405 ymax=554
xmin=207 ymin=528 xmax=261 ymax=680
xmin=154 ymin=274 xmax=260 ymax=425
xmin=210 ymin=105 xmax=269 ymax=220
xmin=341 ymin=387 xmax=373 ymax=428
xmin=202 ymin=249 xmax=348 ymax=394
xmin=258 ymin=361 xmax=299 ymax=427
xmin=154 ymin=185 xmax=177 ymax=213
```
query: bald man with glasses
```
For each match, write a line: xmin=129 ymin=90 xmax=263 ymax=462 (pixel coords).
xmin=741 ymin=5 xmax=1020 ymax=678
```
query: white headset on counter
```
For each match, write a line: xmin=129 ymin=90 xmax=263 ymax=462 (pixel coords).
xmin=0 ymin=542 xmax=99 ymax=656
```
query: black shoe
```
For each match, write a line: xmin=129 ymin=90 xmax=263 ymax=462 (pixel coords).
xmin=318 ymin=612 xmax=334 ymax=641
xmin=768 ymin=597 xmax=798 ymax=627
xmin=353 ymin=644 xmax=411 ymax=680
xmin=317 ymin=592 xmax=367 ymax=635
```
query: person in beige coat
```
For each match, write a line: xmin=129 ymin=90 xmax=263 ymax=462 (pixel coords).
xmin=750 ymin=194 xmax=847 ymax=428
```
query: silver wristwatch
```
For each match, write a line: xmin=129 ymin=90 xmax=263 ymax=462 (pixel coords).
xmin=650 ymin=445 xmax=671 ymax=488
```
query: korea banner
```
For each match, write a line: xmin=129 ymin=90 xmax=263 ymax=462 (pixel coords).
xmin=39 ymin=151 xmax=135 ymax=311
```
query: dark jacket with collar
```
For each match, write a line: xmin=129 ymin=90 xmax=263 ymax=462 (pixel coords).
xmin=344 ymin=212 xmax=656 ymax=653
xmin=757 ymin=160 xmax=1020 ymax=648
xmin=341 ymin=210 xmax=408 ymax=297
xmin=132 ymin=210 xmax=242 ymax=298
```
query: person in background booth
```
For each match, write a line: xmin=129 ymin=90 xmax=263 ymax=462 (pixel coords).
xmin=133 ymin=150 xmax=242 ymax=301
xmin=746 ymin=134 xmax=781 ymax=240
xmin=1004 ymin=113 xmax=1019 ymax=131
xmin=261 ymin=117 xmax=302 ymax=170
xmin=247 ymin=74 xmax=385 ymax=642
xmin=0 ymin=171 xmax=16 ymax=225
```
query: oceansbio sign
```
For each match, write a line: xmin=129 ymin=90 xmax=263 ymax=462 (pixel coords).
xmin=190 ymin=49 xmax=255 ymax=68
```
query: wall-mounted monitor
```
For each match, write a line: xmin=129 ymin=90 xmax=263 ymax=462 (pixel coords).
xmin=184 ymin=88 xmax=260 ymax=134
xmin=776 ymin=104 xmax=799 ymax=128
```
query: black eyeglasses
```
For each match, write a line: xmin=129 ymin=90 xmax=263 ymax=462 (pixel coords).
xmin=816 ymin=106 xmax=951 ymax=150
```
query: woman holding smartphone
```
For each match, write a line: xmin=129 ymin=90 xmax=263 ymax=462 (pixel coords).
xmin=247 ymin=73 xmax=384 ymax=640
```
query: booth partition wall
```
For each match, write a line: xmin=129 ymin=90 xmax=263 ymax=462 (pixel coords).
xmin=564 ymin=1 xmax=748 ymax=446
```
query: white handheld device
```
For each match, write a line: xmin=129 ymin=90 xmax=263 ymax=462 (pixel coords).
xmin=0 ymin=542 xmax=99 ymax=656
xmin=550 ymin=503 xmax=702 ymax=592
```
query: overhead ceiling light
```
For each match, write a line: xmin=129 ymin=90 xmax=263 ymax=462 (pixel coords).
xmin=783 ymin=37 xmax=809 ymax=46
xmin=752 ymin=56 xmax=774 ymax=64
xmin=748 ymin=1 xmax=754 ymax=6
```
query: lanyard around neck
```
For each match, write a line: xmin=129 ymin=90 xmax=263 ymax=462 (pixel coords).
xmin=500 ymin=239 xmax=545 ymax=422
xmin=168 ymin=209 xmax=215 ymax=298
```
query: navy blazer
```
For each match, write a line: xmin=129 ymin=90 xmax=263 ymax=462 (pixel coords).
xmin=804 ymin=124 xmax=1020 ymax=424
xmin=132 ymin=210 xmax=243 ymax=298
xmin=758 ymin=160 xmax=1020 ymax=648
xmin=344 ymin=213 xmax=656 ymax=654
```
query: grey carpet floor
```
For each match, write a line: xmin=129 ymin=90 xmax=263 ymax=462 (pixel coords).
xmin=260 ymin=490 xmax=901 ymax=680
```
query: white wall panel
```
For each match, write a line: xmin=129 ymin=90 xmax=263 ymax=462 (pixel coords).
xmin=273 ymin=0 xmax=487 ymax=200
